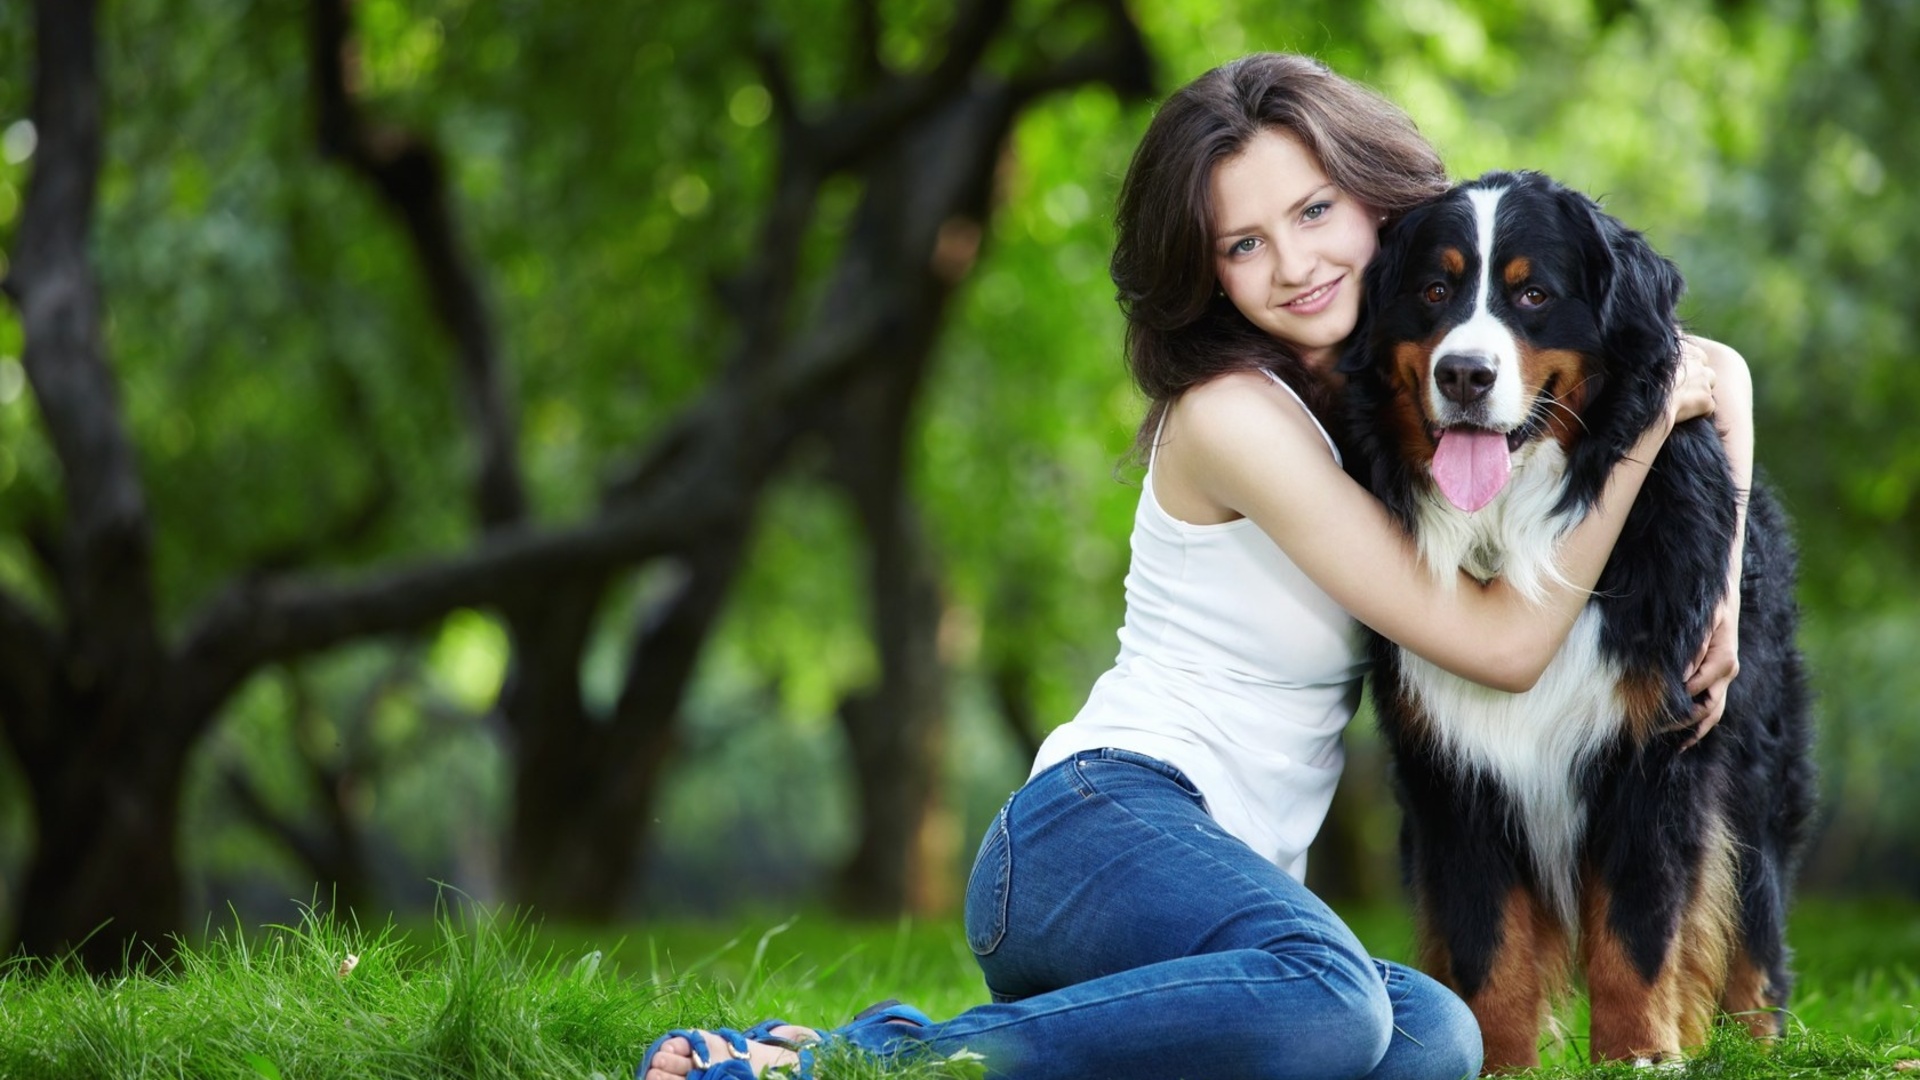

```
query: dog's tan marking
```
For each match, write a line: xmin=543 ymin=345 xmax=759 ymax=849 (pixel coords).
xmin=1441 ymin=247 xmax=1466 ymax=276
xmin=1617 ymin=668 xmax=1673 ymax=746
xmin=1421 ymin=885 xmax=1569 ymax=1073
xmin=1581 ymin=825 xmax=1738 ymax=1064
xmin=1581 ymin=878 xmax=1680 ymax=1063
xmin=1390 ymin=339 xmax=1443 ymax=465
xmin=1513 ymin=344 xmax=1594 ymax=452
xmin=1673 ymin=822 xmax=1740 ymax=1049
xmin=1504 ymin=257 xmax=1533 ymax=286
xmin=1722 ymin=944 xmax=1784 ymax=1039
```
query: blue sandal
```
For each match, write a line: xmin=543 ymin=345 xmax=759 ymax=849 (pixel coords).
xmin=636 ymin=1023 xmax=814 ymax=1080
xmin=636 ymin=1001 xmax=929 ymax=1080
xmin=829 ymin=999 xmax=932 ymax=1050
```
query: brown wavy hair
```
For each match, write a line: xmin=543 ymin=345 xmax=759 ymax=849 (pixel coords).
xmin=1111 ymin=53 xmax=1448 ymax=460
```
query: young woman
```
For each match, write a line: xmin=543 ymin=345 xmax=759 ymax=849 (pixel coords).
xmin=639 ymin=52 xmax=1748 ymax=1080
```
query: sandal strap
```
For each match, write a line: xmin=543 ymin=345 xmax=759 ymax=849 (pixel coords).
xmin=640 ymin=1024 xmax=814 ymax=1080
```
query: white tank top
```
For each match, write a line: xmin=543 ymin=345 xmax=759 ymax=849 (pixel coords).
xmin=1031 ymin=371 xmax=1368 ymax=881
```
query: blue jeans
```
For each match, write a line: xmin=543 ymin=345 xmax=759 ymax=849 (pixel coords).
xmin=840 ymin=749 xmax=1482 ymax=1080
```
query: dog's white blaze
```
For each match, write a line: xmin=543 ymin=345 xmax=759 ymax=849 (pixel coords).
xmin=1397 ymin=606 xmax=1623 ymax=928
xmin=1402 ymin=437 xmax=1608 ymax=926
xmin=1428 ymin=186 xmax=1528 ymax=429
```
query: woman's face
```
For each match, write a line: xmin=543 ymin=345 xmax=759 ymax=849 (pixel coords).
xmin=1210 ymin=128 xmax=1380 ymax=373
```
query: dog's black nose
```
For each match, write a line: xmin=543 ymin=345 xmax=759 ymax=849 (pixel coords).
xmin=1435 ymin=352 xmax=1497 ymax=405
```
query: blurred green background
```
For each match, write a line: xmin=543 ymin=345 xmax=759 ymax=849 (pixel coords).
xmin=1 ymin=0 xmax=1915 ymax=969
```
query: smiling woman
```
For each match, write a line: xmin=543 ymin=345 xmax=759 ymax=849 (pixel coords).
xmin=1209 ymin=128 xmax=1380 ymax=371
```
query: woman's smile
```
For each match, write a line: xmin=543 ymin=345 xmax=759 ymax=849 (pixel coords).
xmin=1281 ymin=275 xmax=1345 ymax=315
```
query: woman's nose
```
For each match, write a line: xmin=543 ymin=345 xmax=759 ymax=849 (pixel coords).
xmin=1271 ymin=238 xmax=1315 ymax=286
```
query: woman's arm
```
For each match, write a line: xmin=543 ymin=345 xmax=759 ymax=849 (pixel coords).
xmin=1681 ymin=335 xmax=1753 ymax=742
xmin=1164 ymin=359 xmax=1715 ymax=693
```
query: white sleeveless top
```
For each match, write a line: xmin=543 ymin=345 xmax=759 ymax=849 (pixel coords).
xmin=1031 ymin=371 xmax=1368 ymax=881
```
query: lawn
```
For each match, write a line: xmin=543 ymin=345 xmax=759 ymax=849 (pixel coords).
xmin=0 ymin=898 xmax=1914 ymax=1078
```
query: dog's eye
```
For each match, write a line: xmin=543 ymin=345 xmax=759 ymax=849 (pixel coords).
xmin=1516 ymin=286 xmax=1550 ymax=308
xmin=1422 ymin=283 xmax=1449 ymax=304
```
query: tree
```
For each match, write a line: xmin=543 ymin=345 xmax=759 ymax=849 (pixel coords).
xmin=0 ymin=0 xmax=1148 ymax=968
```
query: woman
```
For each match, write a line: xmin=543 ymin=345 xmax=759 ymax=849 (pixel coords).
xmin=640 ymin=52 xmax=1747 ymax=1080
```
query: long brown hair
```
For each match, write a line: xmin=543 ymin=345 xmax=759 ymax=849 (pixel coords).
xmin=1111 ymin=53 xmax=1447 ymax=460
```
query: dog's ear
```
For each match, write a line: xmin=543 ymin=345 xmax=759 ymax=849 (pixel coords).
xmin=1557 ymin=186 xmax=1685 ymax=370
xmin=1550 ymin=182 xmax=1689 ymax=516
xmin=1337 ymin=203 xmax=1426 ymax=375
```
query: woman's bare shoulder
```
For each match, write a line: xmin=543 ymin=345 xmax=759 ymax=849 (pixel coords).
xmin=1173 ymin=370 xmax=1329 ymax=454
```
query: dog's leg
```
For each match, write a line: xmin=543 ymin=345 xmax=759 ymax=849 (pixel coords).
xmin=1423 ymin=884 xmax=1567 ymax=1073
xmin=1391 ymin=737 xmax=1555 ymax=1073
xmin=1580 ymin=813 xmax=1738 ymax=1063
xmin=1721 ymin=944 xmax=1784 ymax=1039
xmin=1721 ymin=838 xmax=1792 ymax=1038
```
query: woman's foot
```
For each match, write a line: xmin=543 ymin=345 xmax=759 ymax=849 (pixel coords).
xmin=640 ymin=1025 xmax=818 ymax=1080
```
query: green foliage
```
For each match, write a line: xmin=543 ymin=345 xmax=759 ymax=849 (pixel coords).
xmin=3 ymin=0 xmax=1918 ymax=918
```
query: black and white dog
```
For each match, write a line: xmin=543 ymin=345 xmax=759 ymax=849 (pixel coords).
xmin=1338 ymin=171 xmax=1816 ymax=1069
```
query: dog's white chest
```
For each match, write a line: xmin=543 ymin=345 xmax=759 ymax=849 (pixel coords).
xmin=1395 ymin=606 xmax=1623 ymax=924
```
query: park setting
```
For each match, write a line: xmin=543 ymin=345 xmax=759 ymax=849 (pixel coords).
xmin=2 ymin=0 xmax=1918 ymax=1075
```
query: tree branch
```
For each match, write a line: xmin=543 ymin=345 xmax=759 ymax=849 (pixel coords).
xmin=174 ymin=292 xmax=891 ymax=720
xmin=5 ymin=0 xmax=159 ymax=674
xmin=604 ymin=530 xmax=750 ymax=760
xmin=1007 ymin=0 xmax=1154 ymax=106
xmin=809 ymin=0 xmax=1015 ymax=171
xmin=310 ymin=0 xmax=526 ymax=530
xmin=850 ymin=0 xmax=886 ymax=91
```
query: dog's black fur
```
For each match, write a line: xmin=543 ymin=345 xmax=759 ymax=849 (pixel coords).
xmin=1338 ymin=171 xmax=1816 ymax=1067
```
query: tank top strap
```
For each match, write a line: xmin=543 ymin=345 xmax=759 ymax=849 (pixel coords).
xmin=1148 ymin=369 xmax=1342 ymax=470
xmin=1258 ymin=369 xmax=1342 ymax=466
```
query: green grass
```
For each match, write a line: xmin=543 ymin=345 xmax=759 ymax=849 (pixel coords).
xmin=0 ymin=898 xmax=1915 ymax=1078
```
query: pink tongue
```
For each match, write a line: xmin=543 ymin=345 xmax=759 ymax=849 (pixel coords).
xmin=1431 ymin=429 xmax=1512 ymax=512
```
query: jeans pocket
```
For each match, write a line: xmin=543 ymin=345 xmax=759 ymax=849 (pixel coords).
xmin=963 ymin=805 xmax=1011 ymax=956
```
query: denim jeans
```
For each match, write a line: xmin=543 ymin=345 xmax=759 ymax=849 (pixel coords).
xmin=839 ymin=748 xmax=1483 ymax=1080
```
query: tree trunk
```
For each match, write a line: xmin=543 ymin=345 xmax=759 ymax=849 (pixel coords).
xmin=504 ymin=727 xmax=657 ymax=920
xmin=14 ymin=701 xmax=188 ymax=971
xmin=833 ymin=497 xmax=950 ymax=915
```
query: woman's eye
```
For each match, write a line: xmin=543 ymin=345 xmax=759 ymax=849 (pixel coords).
xmin=1303 ymin=202 xmax=1330 ymax=221
xmin=1516 ymin=286 xmax=1549 ymax=308
xmin=1422 ymin=282 xmax=1449 ymax=304
xmin=1231 ymin=237 xmax=1258 ymax=255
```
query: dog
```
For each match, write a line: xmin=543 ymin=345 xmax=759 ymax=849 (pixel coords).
xmin=1337 ymin=171 xmax=1816 ymax=1069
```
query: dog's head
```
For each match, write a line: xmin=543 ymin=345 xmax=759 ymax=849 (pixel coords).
xmin=1341 ymin=171 xmax=1685 ymax=521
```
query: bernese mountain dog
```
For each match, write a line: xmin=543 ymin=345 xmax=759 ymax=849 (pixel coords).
xmin=1338 ymin=171 xmax=1817 ymax=1069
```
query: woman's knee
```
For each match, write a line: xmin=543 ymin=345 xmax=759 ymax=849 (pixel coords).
xmin=1376 ymin=963 xmax=1484 ymax=1080
xmin=1234 ymin=946 xmax=1395 ymax=1077
xmin=1418 ymin=984 xmax=1484 ymax=1079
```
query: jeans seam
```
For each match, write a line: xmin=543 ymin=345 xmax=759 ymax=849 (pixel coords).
xmin=939 ymin=967 xmax=1357 ymax=1040
xmin=965 ymin=806 xmax=1012 ymax=956
xmin=1072 ymin=750 xmax=1207 ymax=809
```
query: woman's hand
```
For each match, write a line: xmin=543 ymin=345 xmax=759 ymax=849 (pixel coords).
xmin=1683 ymin=589 xmax=1740 ymax=748
xmin=1677 ymin=333 xmax=1754 ymax=750
xmin=1667 ymin=335 xmax=1719 ymax=427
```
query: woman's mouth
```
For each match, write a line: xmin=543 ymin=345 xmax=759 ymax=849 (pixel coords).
xmin=1282 ymin=276 xmax=1343 ymax=315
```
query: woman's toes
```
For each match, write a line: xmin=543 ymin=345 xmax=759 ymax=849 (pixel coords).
xmin=644 ymin=1035 xmax=696 ymax=1079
